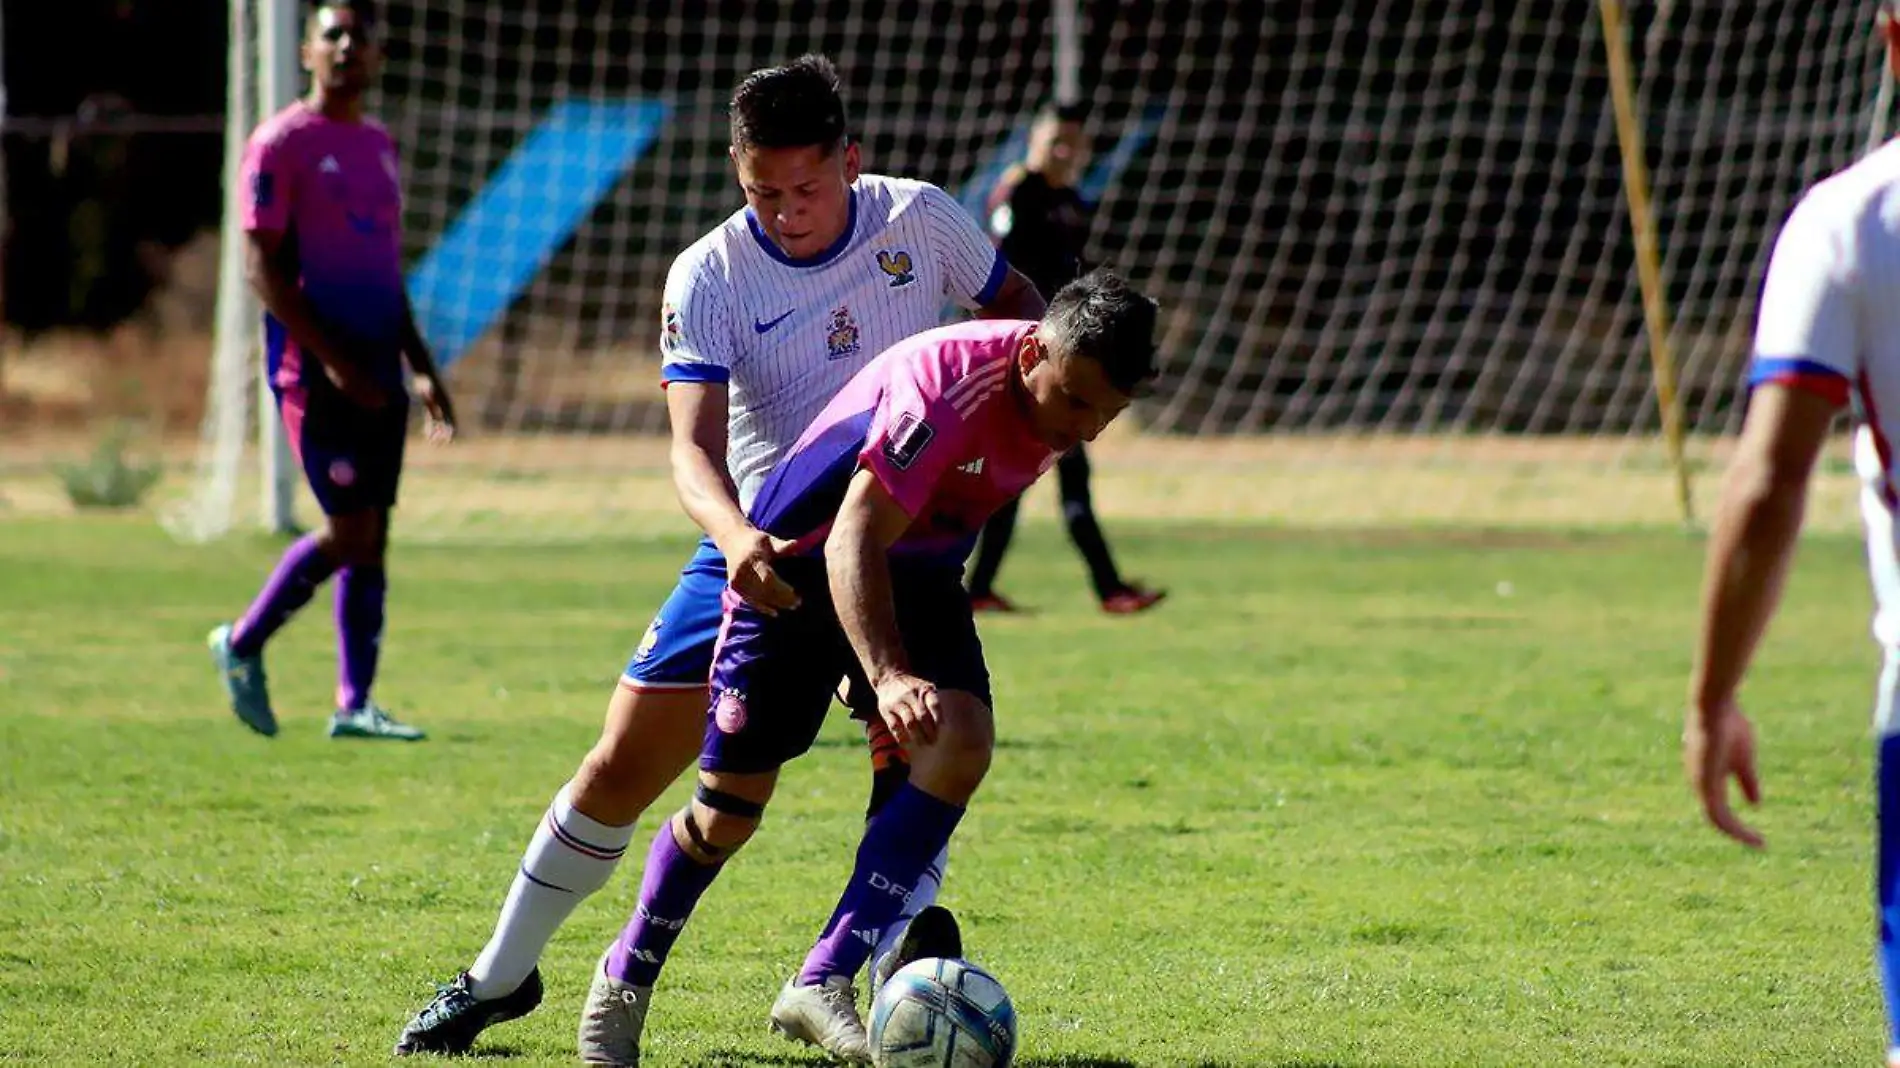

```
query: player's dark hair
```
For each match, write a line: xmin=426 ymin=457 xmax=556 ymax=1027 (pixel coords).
xmin=1043 ymin=269 xmax=1159 ymax=395
xmin=307 ymin=0 xmax=378 ymax=33
xmin=729 ymin=54 xmax=850 ymax=153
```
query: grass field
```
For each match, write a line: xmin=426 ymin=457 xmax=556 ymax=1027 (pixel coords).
xmin=0 ymin=516 xmax=1888 ymax=1066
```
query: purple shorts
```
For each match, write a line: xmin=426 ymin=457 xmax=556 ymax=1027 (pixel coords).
xmin=279 ymin=384 xmax=408 ymax=516
xmin=701 ymin=559 xmax=990 ymax=775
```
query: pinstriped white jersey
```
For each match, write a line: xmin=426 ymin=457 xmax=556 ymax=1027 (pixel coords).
xmin=659 ymin=174 xmax=1008 ymax=508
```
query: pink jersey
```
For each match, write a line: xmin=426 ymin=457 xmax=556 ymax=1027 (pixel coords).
xmin=748 ymin=319 xmax=1060 ymax=566
xmin=241 ymin=102 xmax=407 ymax=391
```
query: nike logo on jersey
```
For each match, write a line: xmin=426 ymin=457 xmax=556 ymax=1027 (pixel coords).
xmin=753 ymin=310 xmax=795 ymax=334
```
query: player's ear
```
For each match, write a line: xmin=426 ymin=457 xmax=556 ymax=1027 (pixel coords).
xmin=1017 ymin=336 xmax=1044 ymax=377
xmin=727 ymin=144 xmax=749 ymax=190
xmin=841 ymin=141 xmax=861 ymax=185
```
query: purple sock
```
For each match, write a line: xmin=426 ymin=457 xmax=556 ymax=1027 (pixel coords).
xmin=230 ymin=534 xmax=337 ymax=657
xmin=604 ymin=820 xmax=725 ymax=987
xmin=799 ymin=783 xmax=965 ymax=985
xmin=335 ymin=565 xmax=386 ymax=711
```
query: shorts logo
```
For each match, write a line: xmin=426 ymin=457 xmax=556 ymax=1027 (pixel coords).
xmin=327 ymin=459 xmax=357 ymax=487
xmin=883 ymin=412 xmax=935 ymax=471
xmin=714 ymin=689 xmax=748 ymax=734
xmin=876 ymin=248 xmax=916 ymax=288
xmin=826 ymin=305 xmax=861 ymax=361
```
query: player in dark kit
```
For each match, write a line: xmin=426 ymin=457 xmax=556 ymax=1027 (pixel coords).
xmin=206 ymin=0 xmax=457 ymax=741
xmin=967 ymin=101 xmax=1166 ymax=615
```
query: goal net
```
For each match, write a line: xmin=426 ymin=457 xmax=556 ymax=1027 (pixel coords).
xmin=168 ymin=0 xmax=1888 ymax=542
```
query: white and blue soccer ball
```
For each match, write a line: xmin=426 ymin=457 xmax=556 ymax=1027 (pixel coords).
xmin=868 ymin=956 xmax=1017 ymax=1068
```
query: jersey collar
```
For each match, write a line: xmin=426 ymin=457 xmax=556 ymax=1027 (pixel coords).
xmin=745 ymin=189 xmax=859 ymax=269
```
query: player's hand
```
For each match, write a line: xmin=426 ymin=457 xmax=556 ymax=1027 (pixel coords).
xmin=721 ymin=528 xmax=801 ymax=616
xmin=412 ymin=373 xmax=458 ymax=444
xmin=325 ymin=361 xmax=388 ymax=411
xmin=1683 ymin=696 xmax=1765 ymax=849
xmin=873 ymin=671 xmax=942 ymax=747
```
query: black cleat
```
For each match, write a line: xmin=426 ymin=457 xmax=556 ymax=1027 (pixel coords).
xmin=871 ymin=905 xmax=963 ymax=996
xmin=394 ymin=968 xmax=544 ymax=1056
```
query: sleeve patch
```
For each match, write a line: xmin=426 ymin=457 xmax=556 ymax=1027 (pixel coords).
xmin=883 ymin=412 xmax=936 ymax=471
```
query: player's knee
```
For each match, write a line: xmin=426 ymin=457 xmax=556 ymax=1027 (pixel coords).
xmin=570 ymin=748 xmax=644 ymax=823
xmin=571 ymin=690 xmax=706 ymax=824
xmin=678 ymin=784 xmax=767 ymax=863
xmin=323 ymin=514 xmax=385 ymax=567
xmin=912 ymin=691 xmax=994 ymax=800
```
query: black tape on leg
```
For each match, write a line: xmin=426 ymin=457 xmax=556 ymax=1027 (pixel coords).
xmin=681 ymin=810 xmax=727 ymax=860
xmin=694 ymin=783 xmax=766 ymax=821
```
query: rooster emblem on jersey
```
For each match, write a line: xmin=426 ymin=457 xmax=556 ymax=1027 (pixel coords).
xmin=826 ymin=305 xmax=862 ymax=360
xmin=877 ymin=248 xmax=917 ymax=288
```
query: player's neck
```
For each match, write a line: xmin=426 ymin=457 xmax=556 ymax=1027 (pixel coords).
xmin=306 ymin=89 xmax=366 ymax=123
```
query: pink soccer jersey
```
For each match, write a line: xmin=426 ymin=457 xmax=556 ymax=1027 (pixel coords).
xmin=240 ymin=101 xmax=408 ymax=391
xmin=747 ymin=318 xmax=1061 ymax=566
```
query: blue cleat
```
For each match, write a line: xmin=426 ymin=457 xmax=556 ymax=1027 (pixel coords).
xmin=208 ymin=623 xmax=277 ymax=737
xmin=328 ymin=703 xmax=426 ymax=741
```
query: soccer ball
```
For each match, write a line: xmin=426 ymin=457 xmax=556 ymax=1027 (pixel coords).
xmin=868 ymin=956 xmax=1017 ymax=1067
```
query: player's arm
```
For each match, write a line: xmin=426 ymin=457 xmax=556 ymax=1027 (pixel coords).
xmin=827 ymin=468 xmax=936 ymax=743
xmin=665 ymin=382 xmax=799 ymax=614
xmin=1693 ymin=384 xmax=1838 ymax=711
xmin=1687 ymin=195 xmax=1856 ymax=849
xmin=244 ymin=229 xmax=383 ymax=409
xmin=1687 ymin=385 xmax=1837 ymax=848
xmin=974 ymin=266 xmax=1045 ymax=322
xmin=398 ymin=295 xmax=457 ymax=441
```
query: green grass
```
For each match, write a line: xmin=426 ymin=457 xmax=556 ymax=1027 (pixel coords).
xmin=0 ymin=517 xmax=1886 ymax=1066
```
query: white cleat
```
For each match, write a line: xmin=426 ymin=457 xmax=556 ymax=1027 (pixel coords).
xmin=577 ymin=955 xmax=651 ymax=1066
xmin=767 ymin=974 xmax=872 ymax=1063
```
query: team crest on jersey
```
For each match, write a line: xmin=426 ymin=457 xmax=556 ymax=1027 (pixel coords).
xmin=826 ymin=305 xmax=862 ymax=361
xmin=876 ymin=248 xmax=917 ymax=288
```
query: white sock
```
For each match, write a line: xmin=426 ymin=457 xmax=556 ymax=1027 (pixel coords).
xmin=466 ymin=783 xmax=634 ymax=999
xmin=874 ymin=843 xmax=951 ymax=967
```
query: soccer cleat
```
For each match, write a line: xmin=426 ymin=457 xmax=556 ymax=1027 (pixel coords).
xmin=328 ymin=703 xmax=426 ymax=741
xmin=578 ymin=955 xmax=652 ymax=1066
xmin=767 ymin=974 xmax=872 ymax=1063
xmin=871 ymin=904 xmax=964 ymax=998
xmin=1101 ymin=583 xmax=1167 ymax=615
xmin=969 ymin=591 xmax=1018 ymax=613
xmin=208 ymin=623 xmax=277 ymax=737
xmin=393 ymin=968 xmax=543 ymax=1056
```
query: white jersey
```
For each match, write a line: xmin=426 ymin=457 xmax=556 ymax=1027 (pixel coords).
xmin=1750 ymin=140 xmax=1900 ymax=656
xmin=659 ymin=174 xmax=1007 ymax=508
